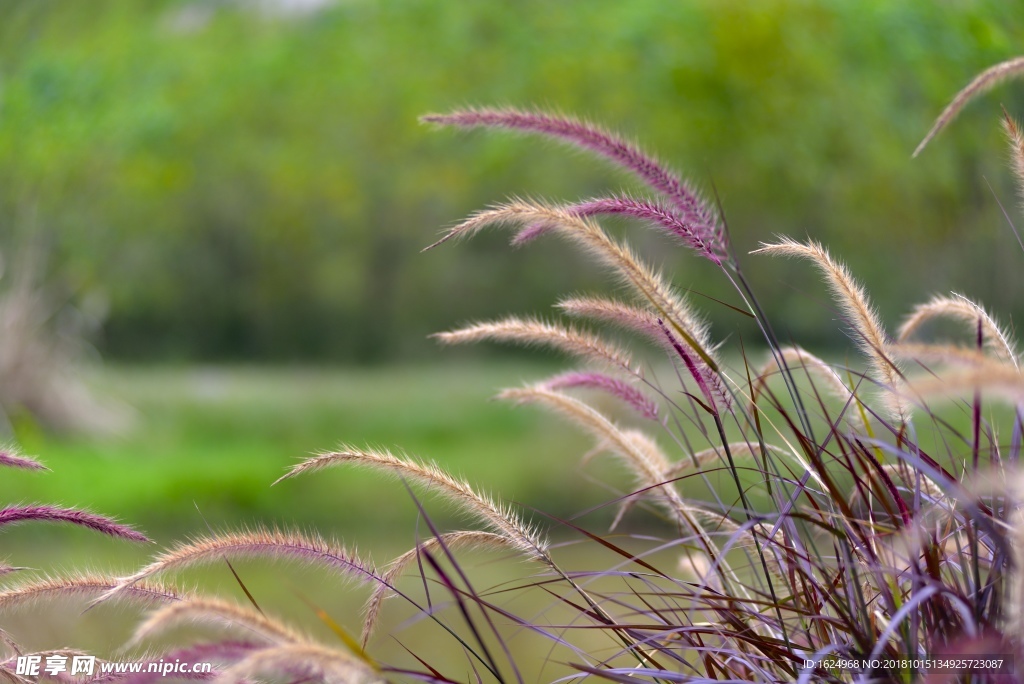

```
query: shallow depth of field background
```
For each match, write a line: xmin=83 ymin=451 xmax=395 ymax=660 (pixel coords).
xmin=1 ymin=0 xmax=1023 ymax=660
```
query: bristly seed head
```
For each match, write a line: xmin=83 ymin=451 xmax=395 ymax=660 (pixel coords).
xmin=915 ymin=56 xmax=1024 ymax=157
xmin=0 ymin=505 xmax=149 ymax=543
xmin=421 ymin=107 xmax=725 ymax=252
xmin=94 ymin=526 xmax=378 ymax=608
xmin=753 ymin=237 xmax=907 ymax=423
xmin=0 ymin=572 xmax=187 ymax=612
xmin=275 ymin=447 xmax=550 ymax=563
xmin=567 ymin=195 xmax=726 ymax=265
xmin=541 ymin=370 xmax=660 ymax=421
xmin=0 ymin=449 xmax=46 ymax=472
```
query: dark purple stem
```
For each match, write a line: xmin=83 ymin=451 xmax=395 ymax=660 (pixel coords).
xmin=657 ymin=319 xmax=720 ymax=416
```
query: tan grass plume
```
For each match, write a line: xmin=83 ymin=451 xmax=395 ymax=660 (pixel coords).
xmin=898 ymin=294 xmax=1017 ymax=367
xmin=275 ymin=447 xmax=549 ymax=563
xmin=750 ymin=346 xmax=871 ymax=432
xmin=753 ymin=238 xmax=908 ymax=422
xmin=432 ymin=316 xmax=636 ymax=376
xmin=558 ymin=295 xmax=704 ymax=356
xmin=1004 ymin=111 xmax=1024 ymax=211
xmin=130 ymin=596 xmax=306 ymax=649
xmin=362 ymin=531 xmax=518 ymax=647
xmin=96 ymin=527 xmax=377 ymax=607
xmin=0 ymin=572 xmax=187 ymax=613
xmin=217 ymin=643 xmax=380 ymax=684
xmin=428 ymin=200 xmax=716 ymax=366
xmin=915 ymin=56 xmax=1024 ymax=157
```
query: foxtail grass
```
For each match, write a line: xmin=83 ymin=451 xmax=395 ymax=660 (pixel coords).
xmin=46 ymin=59 xmax=1024 ymax=683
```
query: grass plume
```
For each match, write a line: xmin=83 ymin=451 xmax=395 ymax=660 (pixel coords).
xmin=1003 ymin=110 xmax=1024 ymax=214
xmin=541 ymin=370 xmax=660 ymax=421
xmin=97 ymin=527 xmax=377 ymax=606
xmin=432 ymin=316 xmax=635 ymax=375
xmin=426 ymin=200 xmax=718 ymax=367
xmin=567 ymin=194 xmax=725 ymax=264
xmin=915 ymin=55 xmax=1024 ymax=156
xmin=275 ymin=447 xmax=549 ymax=563
xmin=421 ymin=107 xmax=723 ymax=251
xmin=753 ymin=237 xmax=908 ymax=422
xmin=0 ymin=505 xmax=149 ymax=543
xmin=898 ymin=293 xmax=1017 ymax=366
xmin=0 ymin=450 xmax=45 ymax=472
xmin=0 ymin=572 xmax=186 ymax=612
xmin=130 ymin=596 xmax=306 ymax=649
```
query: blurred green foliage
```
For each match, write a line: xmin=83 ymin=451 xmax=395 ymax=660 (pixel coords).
xmin=4 ymin=363 xmax=591 ymax=538
xmin=1 ymin=1 xmax=1023 ymax=361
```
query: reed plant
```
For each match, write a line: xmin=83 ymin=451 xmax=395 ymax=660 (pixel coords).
xmin=11 ymin=58 xmax=1024 ymax=684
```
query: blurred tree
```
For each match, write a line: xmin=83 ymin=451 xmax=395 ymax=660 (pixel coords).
xmin=0 ymin=0 xmax=1021 ymax=361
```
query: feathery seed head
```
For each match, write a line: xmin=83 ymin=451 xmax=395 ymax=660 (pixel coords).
xmin=421 ymin=108 xmax=724 ymax=249
xmin=753 ymin=238 xmax=908 ymax=422
xmin=898 ymin=293 xmax=1017 ymax=367
xmin=541 ymin=370 xmax=659 ymax=421
xmin=558 ymin=296 xmax=663 ymax=340
xmin=1003 ymin=110 xmax=1024 ymax=213
xmin=426 ymin=199 xmax=719 ymax=366
xmin=130 ymin=597 xmax=306 ymax=649
xmin=275 ymin=447 xmax=549 ymax=562
xmin=96 ymin=527 xmax=377 ymax=607
xmin=0 ymin=506 xmax=149 ymax=543
xmin=432 ymin=316 xmax=636 ymax=376
xmin=656 ymin=318 xmax=730 ymax=414
xmin=0 ymin=450 xmax=46 ymax=472
xmin=0 ymin=572 xmax=187 ymax=613
xmin=915 ymin=56 xmax=1024 ymax=157
xmin=567 ymin=195 xmax=726 ymax=264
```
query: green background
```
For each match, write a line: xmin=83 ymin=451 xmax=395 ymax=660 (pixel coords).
xmin=2 ymin=0 xmax=1022 ymax=362
xmin=1 ymin=1 xmax=1021 ymax=662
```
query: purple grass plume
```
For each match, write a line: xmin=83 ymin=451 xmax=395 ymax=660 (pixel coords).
xmin=510 ymin=220 xmax=553 ymax=246
xmin=0 ymin=505 xmax=150 ymax=542
xmin=0 ymin=450 xmax=47 ymax=472
xmin=422 ymin=107 xmax=726 ymax=254
xmin=542 ymin=371 xmax=659 ymax=421
xmin=568 ymin=195 xmax=726 ymax=264
xmin=657 ymin=319 xmax=729 ymax=414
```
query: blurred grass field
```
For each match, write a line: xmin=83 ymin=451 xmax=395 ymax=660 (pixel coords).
xmin=0 ymin=360 xmax=997 ymax=666
xmin=2 ymin=362 xmax=596 ymax=549
xmin=0 ymin=361 xmax=670 ymax=673
xmin=2 ymin=357 xmax=987 ymax=551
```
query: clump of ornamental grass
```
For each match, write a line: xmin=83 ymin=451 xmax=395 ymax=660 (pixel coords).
xmin=46 ymin=59 xmax=1024 ymax=683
